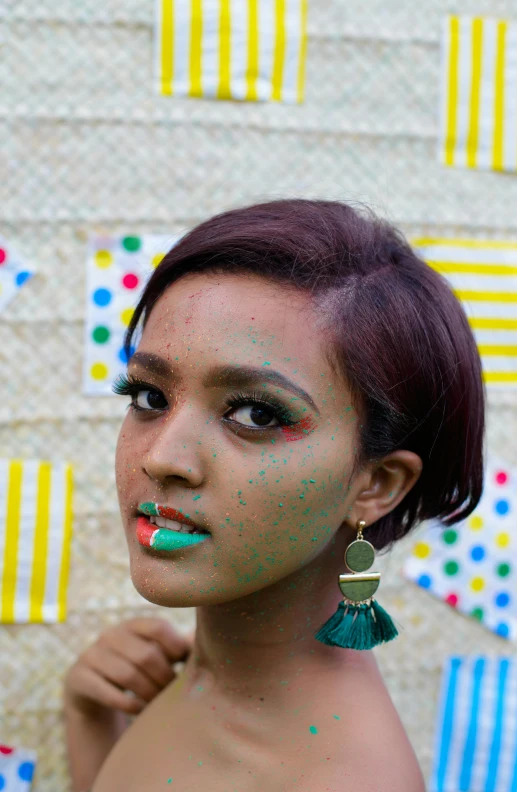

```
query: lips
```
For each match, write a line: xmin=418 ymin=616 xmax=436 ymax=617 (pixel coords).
xmin=136 ymin=516 xmax=209 ymax=551
xmin=139 ymin=502 xmax=201 ymax=530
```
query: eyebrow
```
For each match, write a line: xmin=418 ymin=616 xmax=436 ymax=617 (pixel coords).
xmin=130 ymin=351 xmax=174 ymax=379
xmin=129 ymin=353 xmax=319 ymax=414
xmin=206 ymin=365 xmax=319 ymax=413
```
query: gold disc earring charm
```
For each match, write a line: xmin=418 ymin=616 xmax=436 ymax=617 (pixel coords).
xmin=345 ymin=520 xmax=375 ymax=573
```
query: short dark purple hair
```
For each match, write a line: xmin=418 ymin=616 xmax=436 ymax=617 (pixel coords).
xmin=126 ymin=199 xmax=485 ymax=550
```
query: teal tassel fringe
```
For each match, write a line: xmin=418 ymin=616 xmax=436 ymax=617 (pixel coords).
xmin=315 ymin=599 xmax=398 ymax=650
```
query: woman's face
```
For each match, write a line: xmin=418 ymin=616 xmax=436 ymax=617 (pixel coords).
xmin=115 ymin=272 xmax=361 ymax=606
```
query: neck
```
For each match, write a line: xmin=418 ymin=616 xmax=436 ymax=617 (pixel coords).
xmin=185 ymin=529 xmax=367 ymax=703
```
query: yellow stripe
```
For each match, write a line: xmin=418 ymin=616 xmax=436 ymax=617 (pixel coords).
xmin=479 ymin=345 xmax=517 ymax=356
xmin=1 ymin=461 xmax=23 ymax=623
xmin=29 ymin=462 xmax=52 ymax=622
xmin=483 ymin=371 xmax=517 ymax=383
xmin=412 ymin=237 xmax=517 ymax=250
xmin=493 ymin=21 xmax=507 ymax=171
xmin=189 ymin=0 xmax=203 ymax=97
xmin=271 ymin=0 xmax=286 ymax=101
xmin=57 ymin=466 xmax=73 ymax=623
xmin=445 ymin=16 xmax=460 ymax=166
xmin=428 ymin=260 xmax=517 ymax=276
xmin=455 ymin=289 xmax=517 ymax=302
xmin=245 ymin=0 xmax=259 ymax=100
xmin=470 ymin=317 xmax=517 ymax=330
xmin=296 ymin=0 xmax=308 ymax=103
xmin=218 ymin=0 xmax=232 ymax=99
xmin=466 ymin=17 xmax=483 ymax=169
xmin=160 ymin=0 xmax=174 ymax=95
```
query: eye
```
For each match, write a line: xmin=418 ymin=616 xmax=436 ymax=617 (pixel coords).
xmin=228 ymin=404 xmax=278 ymax=428
xmin=134 ymin=389 xmax=168 ymax=411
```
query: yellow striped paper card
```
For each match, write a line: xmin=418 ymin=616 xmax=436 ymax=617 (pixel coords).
xmin=0 ymin=459 xmax=73 ymax=623
xmin=413 ymin=238 xmax=517 ymax=387
xmin=155 ymin=0 xmax=307 ymax=103
xmin=440 ymin=15 xmax=517 ymax=172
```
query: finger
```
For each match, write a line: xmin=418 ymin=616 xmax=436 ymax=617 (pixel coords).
xmin=71 ymin=666 xmax=146 ymax=715
xmin=103 ymin=630 xmax=175 ymax=689
xmin=125 ymin=618 xmax=193 ymax=661
xmin=87 ymin=645 xmax=162 ymax=703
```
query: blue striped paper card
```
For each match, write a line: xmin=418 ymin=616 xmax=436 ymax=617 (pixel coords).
xmin=431 ymin=657 xmax=517 ymax=791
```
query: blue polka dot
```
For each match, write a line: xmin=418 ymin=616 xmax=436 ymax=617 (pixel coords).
xmin=15 ymin=270 xmax=31 ymax=287
xmin=470 ymin=545 xmax=485 ymax=562
xmin=0 ymin=773 xmax=5 ymax=790
xmin=93 ymin=287 xmax=112 ymax=307
xmin=496 ymin=622 xmax=509 ymax=638
xmin=496 ymin=592 xmax=510 ymax=608
xmin=495 ymin=499 xmax=510 ymax=516
xmin=418 ymin=574 xmax=432 ymax=589
xmin=18 ymin=762 xmax=35 ymax=782
xmin=118 ymin=345 xmax=136 ymax=364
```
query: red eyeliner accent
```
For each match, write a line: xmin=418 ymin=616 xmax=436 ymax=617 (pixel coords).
xmin=281 ymin=416 xmax=315 ymax=442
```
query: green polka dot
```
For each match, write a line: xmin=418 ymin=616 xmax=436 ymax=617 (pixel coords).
xmin=471 ymin=607 xmax=484 ymax=622
xmin=498 ymin=562 xmax=511 ymax=577
xmin=92 ymin=325 xmax=110 ymax=344
xmin=443 ymin=529 xmax=458 ymax=545
xmin=444 ymin=560 xmax=459 ymax=576
xmin=122 ymin=235 xmax=141 ymax=252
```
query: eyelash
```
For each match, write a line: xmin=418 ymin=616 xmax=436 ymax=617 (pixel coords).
xmin=112 ymin=375 xmax=298 ymax=428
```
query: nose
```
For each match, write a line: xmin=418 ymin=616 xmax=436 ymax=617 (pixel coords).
xmin=142 ymin=406 xmax=205 ymax=488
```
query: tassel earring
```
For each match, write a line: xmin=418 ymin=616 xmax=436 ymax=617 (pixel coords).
xmin=315 ymin=519 xmax=398 ymax=650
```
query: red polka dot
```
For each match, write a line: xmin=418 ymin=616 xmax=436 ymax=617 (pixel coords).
xmin=122 ymin=273 xmax=139 ymax=290
xmin=496 ymin=471 xmax=508 ymax=485
xmin=446 ymin=593 xmax=459 ymax=607
xmin=0 ymin=248 xmax=6 ymax=265
xmin=0 ymin=745 xmax=14 ymax=754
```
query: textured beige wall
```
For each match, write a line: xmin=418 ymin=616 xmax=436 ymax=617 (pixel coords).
xmin=2 ymin=1 xmax=517 ymax=788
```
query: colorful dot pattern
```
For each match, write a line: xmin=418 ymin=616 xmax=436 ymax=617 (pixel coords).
xmin=404 ymin=457 xmax=516 ymax=641
xmin=0 ymin=744 xmax=36 ymax=790
xmin=84 ymin=233 xmax=182 ymax=395
xmin=0 ymin=235 xmax=34 ymax=315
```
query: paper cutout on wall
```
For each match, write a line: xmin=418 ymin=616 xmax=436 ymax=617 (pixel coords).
xmin=0 ymin=235 xmax=34 ymax=314
xmin=0 ymin=745 xmax=36 ymax=791
xmin=430 ymin=656 xmax=517 ymax=792
xmin=84 ymin=234 xmax=180 ymax=395
xmin=155 ymin=0 xmax=307 ymax=103
xmin=0 ymin=460 xmax=73 ymax=624
xmin=440 ymin=15 xmax=517 ymax=172
xmin=404 ymin=457 xmax=516 ymax=640
xmin=413 ymin=237 xmax=517 ymax=387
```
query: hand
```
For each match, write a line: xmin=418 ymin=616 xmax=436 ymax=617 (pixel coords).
xmin=64 ymin=617 xmax=193 ymax=717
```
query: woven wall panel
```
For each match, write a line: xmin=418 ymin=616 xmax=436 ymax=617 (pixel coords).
xmin=3 ymin=2 xmax=517 ymax=789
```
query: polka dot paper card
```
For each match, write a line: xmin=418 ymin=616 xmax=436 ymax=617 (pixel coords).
xmin=0 ymin=235 xmax=34 ymax=315
xmin=84 ymin=234 xmax=180 ymax=395
xmin=404 ymin=457 xmax=516 ymax=640
xmin=0 ymin=744 xmax=36 ymax=791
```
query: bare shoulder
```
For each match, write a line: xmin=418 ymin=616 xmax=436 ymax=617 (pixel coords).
xmin=314 ymin=654 xmax=426 ymax=792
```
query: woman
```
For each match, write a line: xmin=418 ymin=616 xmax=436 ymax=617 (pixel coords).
xmin=64 ymin=199 xmax=484 ymax=791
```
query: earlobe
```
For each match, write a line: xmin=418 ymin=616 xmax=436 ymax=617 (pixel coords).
xmin=349 ymin=450 xmax=423 ymax=528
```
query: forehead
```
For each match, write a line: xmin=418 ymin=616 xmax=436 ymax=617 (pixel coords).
xmin=136 ymin=273 xmax=349 ymax=406
xmin=142 ymin=273 xmax=323 ymax=361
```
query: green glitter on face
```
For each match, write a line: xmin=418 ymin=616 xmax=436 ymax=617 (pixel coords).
xmin=193 ymin=494 xmax=201 ymax=500
xmin=333 ymin=714 xmax=340 ymax=720
xmin=309 ymin=725 xmax=318 ymax=734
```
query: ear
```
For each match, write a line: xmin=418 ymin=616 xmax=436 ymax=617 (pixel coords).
xmin=346 ymin=450 xmax=423 ymax=529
